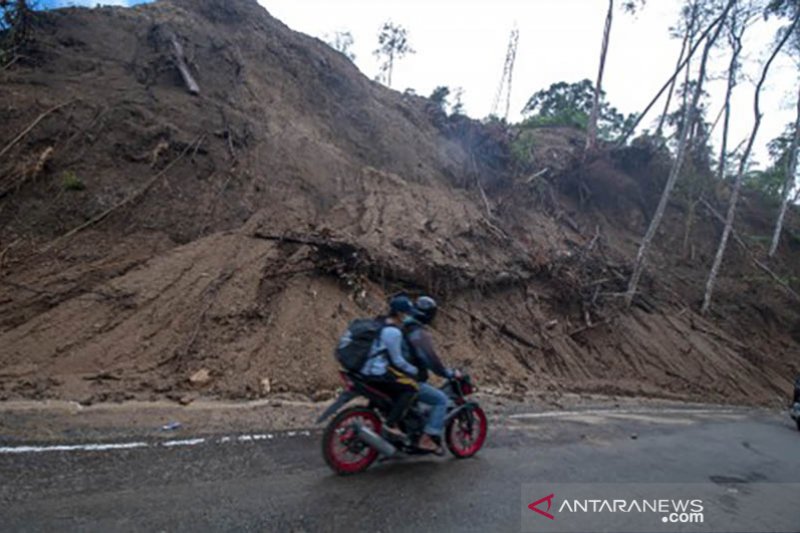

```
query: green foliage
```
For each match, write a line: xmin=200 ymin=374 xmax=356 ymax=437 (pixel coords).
xmin=373 ymin=21 xmax=413 ymax=87
xmin=744 ymin=122 xmax=799 ymax=201
xmin=325 ymin=30 xmax=356 ymax=61
xmin=0 ymin=0 xmax=34 ymax=58
xmin=520 ymin=79 xmax=632 ymax=141
xmin=622 ymin=0 xmax=647 ymax=14
xmin=62 ymin=171 xmax=85 ymax=191
xmin=765 ymin=0 xmax=800 ymax=56
xmin=510 ymin=128 xmax=537 ymax=168
xmin=427 ymin=85 xmax=465 ymax=116
xmin=666 ymin=81 xmax=710 ymax=137
xmin=450 ymin=87 xmax=465 ymax=115
xmin=429 ymin=86 xmax=450 ymax=111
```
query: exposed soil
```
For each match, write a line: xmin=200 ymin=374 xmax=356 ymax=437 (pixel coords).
xmin=1 ymin=0 xmax=799 ymax=408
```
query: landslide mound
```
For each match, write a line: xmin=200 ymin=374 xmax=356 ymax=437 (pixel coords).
xmin=1 ymin=0 xmax=798 ymax=406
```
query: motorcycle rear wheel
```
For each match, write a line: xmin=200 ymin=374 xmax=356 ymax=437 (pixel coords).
xmin=322 ymin=406 xmax=382 ymax=475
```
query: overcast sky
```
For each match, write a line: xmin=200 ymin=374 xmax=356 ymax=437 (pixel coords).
xmin=261 ymin=0 xmax=798 ymax=169
xmin=39 ymin=0 xmax=799 ymax=169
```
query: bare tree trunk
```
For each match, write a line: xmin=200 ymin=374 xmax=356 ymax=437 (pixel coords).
xmin=170 ymin=35 xmax=200 ymax=96
xmin=656 ymin=2 xmax=697 ymax=138
xmin=768 ymin=84 xmax=800 ymax=257
xmin=682 ymin=199 xmax=698 ymax=258
xmin=716 ymin=13 xmax=745 ymax=182
xmin=616 ymin=2 xmax=735 ymax=147
xmin=625 ymin=2 xmax=733 ymax=306
xmin=701 ymin=13 xmax=799 ymax=314
xmin=586 ymin=0 xmax=614 ymax=151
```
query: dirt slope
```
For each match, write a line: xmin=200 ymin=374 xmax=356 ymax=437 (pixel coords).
xmin=1 ymin=0 xmax=799 ymax=406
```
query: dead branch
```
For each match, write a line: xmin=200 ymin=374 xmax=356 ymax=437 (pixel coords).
xmin=252 ymin=232 xmax=339 ymax=248
xmin=1 ymin=54 xmax=20 ymax=71
xmin=476 ymin=174 xmax=493 ymax=219
xmin=0 ymin=100 xmax=75 ymax=161
xmin=0 ymin=239 xmax=20 ymax=270
xmin=701 ymin=198 xmax=800 ymax=302
xmin=170 ymin=34 xmax=200 ymax=95
xmin=566 ymin=317 xmax=612 ymax=338
xmin=451 ymin=304 xmax=540 ymax=350
xmin=0 ymin=146 xmax=55 ymax=200
xmin=191 ymin=133 xmax=207 ymax=161
xmin=40 ymin=137 xmax=200 ymax=252
xmin=525 ymin=167 xmax=549 ymax=184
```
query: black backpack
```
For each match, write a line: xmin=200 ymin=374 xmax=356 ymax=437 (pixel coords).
xmin=335 ymin=318 xmax=385 ymax=372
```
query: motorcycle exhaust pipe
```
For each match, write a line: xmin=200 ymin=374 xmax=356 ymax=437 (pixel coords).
xmin=356 ymin=425 xmax=397 ymax=457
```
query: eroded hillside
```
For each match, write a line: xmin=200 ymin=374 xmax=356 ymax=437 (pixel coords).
xmin=1 ymin=0 xmax=798 ymax=406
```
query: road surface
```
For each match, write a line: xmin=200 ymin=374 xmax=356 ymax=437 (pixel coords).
xmin=1 ymin=405 xmax=799 ymax=532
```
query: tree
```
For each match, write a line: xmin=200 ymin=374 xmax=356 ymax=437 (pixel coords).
xmin=585 ymin=0 xmax=646 ymax=150
xmin=716 ymin=1 xmax=755 ymax=185
xmin=665 ymin=80 xmax=714 ymax=258
xmin=451 ymin=87 xmax=465 ymax=115
xmin=325 ymin=30 xmax=356 ymax=61
xmin=767 ymin=0 xmax=800 ymax=256
xmin=373 ymin=21 xmax=414 ymax=88
xmin=521 ymin=79 xmax=631 ymax=140
xmin=701 ymin=11 xmax=800 ymax=313
xmin=429 ymin=85 xmax=450 ymax=112
xmin=616 ymin=1 xmax=737 ymax=146
xmin=746 ymin=128 xmax=798 ymax=199
xmin=767 ymin=88 xmax=800 ymax=256
xmin=656 ymin=0 xmax=700 ymax=137
xmin=427 ymin=85 xmax=466 ymax=116
xmin=0 ymin=0 xmax=34 ymax=65
xmin=625 ymin=0 xmax=735 ymax=306
xmin=664 ymin=80 xmax=712 ymax=151
xmin=586 ymin=0 xmax=615 ymax=150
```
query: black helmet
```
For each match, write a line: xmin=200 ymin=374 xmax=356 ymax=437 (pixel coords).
xmin=388 ymin=295 xmax=414 ymax=316
xmin=413 ymin=295 xmax=438 ymax=325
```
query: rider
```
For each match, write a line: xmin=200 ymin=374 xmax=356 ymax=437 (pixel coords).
xmin=404 ymin=295 xmax=459 ymax=452
xmin=359 ymin=295 xmax=440 ymax=453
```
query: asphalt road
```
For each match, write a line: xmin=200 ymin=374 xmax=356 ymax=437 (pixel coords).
xmin=1 ymin=405 xmax=799 ymax=532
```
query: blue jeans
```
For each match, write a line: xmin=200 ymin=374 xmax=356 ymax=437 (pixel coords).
xmin=417 ymin=382 xmax=448 ymax=436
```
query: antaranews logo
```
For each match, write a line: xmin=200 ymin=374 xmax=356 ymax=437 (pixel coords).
xmin=528 ymin=491 xmax=705 ymax=529
xmin=523 ymin=483 xmax=800 ymax=533
xmin=527 ymin=493 xmax=704 ymax=523
xmin=528 ymin=493 xmax=555 ymax=520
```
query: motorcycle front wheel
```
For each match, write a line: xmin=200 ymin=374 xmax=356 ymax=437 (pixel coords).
xmin=445 ymin=405 xmax=488 ymax=458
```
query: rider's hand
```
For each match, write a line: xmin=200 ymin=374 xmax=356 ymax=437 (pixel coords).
xmin=451 ymin=369 xmax=462 ymax=379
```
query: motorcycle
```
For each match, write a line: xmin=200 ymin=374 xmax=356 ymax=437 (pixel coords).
xmin=318 ymin=370 xmax=488 ymax=475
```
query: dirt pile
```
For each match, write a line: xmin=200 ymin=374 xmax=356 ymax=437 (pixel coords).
xmin=1 ymin=0 xmax=799 ymax=406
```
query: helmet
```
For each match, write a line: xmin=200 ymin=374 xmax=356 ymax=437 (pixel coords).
xmin=388 ymin=295 xmax=414 ymax=316
xmin=413 ymin=295 xmax=438 ymax=325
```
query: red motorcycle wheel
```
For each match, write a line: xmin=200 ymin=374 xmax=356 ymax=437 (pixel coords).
xmin=322 ymin=406 xmax=382 ymax=475
xmin=446 ymin=405 xmax=488 ymax=458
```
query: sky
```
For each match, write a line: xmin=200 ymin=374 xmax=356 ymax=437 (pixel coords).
xmin=37 ymin=0 xmax=148 ymax=7
xmin=260 ymin=0 xmax=799 ymax=170
xmin=35 ymin=0 xmax=799 ymax=170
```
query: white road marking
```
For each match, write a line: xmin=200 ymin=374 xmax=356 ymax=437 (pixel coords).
xmin=163 ymin=438 xmax=206 ymax=447
xmin=0 ymin=441 xmax=150 ymax=454
xmin=509 ymin=408 xmax=741 ymax=420
xmin=0 ymin=430 xmax=312 ymax=455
